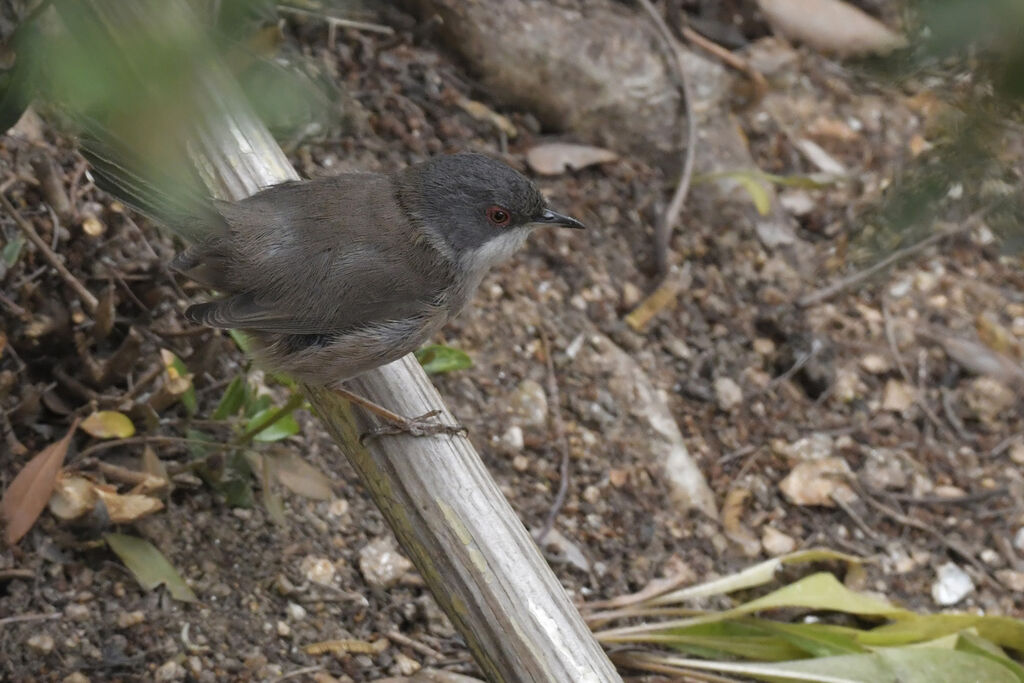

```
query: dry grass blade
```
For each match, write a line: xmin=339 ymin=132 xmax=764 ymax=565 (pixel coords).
xmin=1 ymin=420 xmax=79 ymax=545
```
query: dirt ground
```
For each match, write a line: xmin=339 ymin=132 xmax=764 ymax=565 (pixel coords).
xmin=2 ymin=2 xmax=1024 ymax=682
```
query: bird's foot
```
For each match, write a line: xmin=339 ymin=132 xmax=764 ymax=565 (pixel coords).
xmin=359 ymin=410 xmax=467 ymax=443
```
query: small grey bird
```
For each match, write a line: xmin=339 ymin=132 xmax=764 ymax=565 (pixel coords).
xmin=173 ymin=153 xmax=584 ymax=433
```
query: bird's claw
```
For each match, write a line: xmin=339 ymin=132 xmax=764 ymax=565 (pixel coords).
xmin=359 ymin=410 xmax=468 ymax=444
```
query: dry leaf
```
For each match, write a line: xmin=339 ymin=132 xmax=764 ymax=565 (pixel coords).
xmin=932 ymin=334 xmax=1024 ymax=387
xmin=779 ymin=457 xmax=855 ymax=507
xmin=140 ymin=447 xmax=171 ymax=491
xmin=757 ymin=0 xmax=907 ymax=56
xmin=305 ymin=638 xmax=389 ymax=656
xmin=104 ymin=533 xmax=197 ymax=602
xmin=81 ymin=411 xmax=135 ymax=439
xmin=722 ymin=487 xmax=761 ymax=557
xmin=456 ymin=97 xmax=516 ymax=138
xmin=1 ymin=420 xmax=78 ymax=544
xmin=881 ymin=379 xmax=915 ymax=413
xmin=95 ymin=487 xmax=164 ymax=523
xmin=81 ymin=214 xmax=106 ymax=237
xmin=526 ymin=143 xmax=618 ymax=175
xmin=273 ymin=452 xmax=333 ymax=500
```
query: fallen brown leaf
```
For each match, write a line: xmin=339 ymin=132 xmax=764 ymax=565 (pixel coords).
xmin=1 ymin=420 xmax=78 ymax=544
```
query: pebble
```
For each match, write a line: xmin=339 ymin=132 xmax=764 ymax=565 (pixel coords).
xmin=932 ymin=562 xmax=974 ymax=606
xmin=1009 ymin=442 xmax=1024 ymax=465
xmin=116 ymin=611 xmax=145 ymax=629
xmin=997 ymin=570 xmax=1024 ymax=592
xmin=761 ymin=526 xmax=797 ymax=555
xmin=286 ymin=602 xmax=307 ymax=621
xmin=510 ymin=379 xmax=548 ymax=428
xmin=276 ymin=620 xmax=290 ymax=637
xmin=359 ymin=538 xmax=414 ymax=589
xmin=713 ymin=377 xmax=743 ymax=411
xmin=327 ymin=498 xmax=350 ymax=518
xmin=582 ymin=485 xmax=601 ymax=504
xmin=65 ymin=604 xmax=90 ymax=622
xmin=779 ymin=458 xmax=855 ymax=506
xmin=393 ymin=653 xmax=421 ymax=676
xmin=963 ymin=377 xmax=1014 ymax=423
xmin=500 ymin=425 xmax=525 ymax=452
xmin=775 ymin=434 xmax=833 ymax=461
xmin=154 ymin=660 xmax=186 ymax=682
xmin=1014 ymin=528 xmax=1024 ymax=553
xmin=28 ymin=633 xmax=55 ymax=654
xmin=62 ymin=674 xmax=89 ymax=683
xmin=512 ymin=455 xmax=530 ymax=472
xmin=299 ymin=555 xmax=336 ymax=585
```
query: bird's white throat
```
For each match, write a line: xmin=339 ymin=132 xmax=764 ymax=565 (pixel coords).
xmin=462 ymin=229 xmax=531 ymax=273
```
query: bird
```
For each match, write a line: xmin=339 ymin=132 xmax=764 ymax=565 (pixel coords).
xmin=172 ymin=152 xmax=585 ymax=436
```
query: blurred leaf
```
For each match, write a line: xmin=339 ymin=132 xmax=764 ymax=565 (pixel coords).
xmin=185 ymin=428 xmax=215 ymax=460
xmin=95 ymin=487 xmax=163 ymax=523
xmin=81 ymin=410 xmax=135 ymax=439
xmin=865 ymin=614 xmax=1024 ymax=652
xmin=140 ymin=446 xmax=170 ymax=489
xmin=650 ymin=549 xmax=861 ymax=606
xmin=1 ymin=421 xmax=77 ymax=544
xmin=221 ymin=450 xmax=254 ymax=507
xmin=160 ymin=349 xmax=197 ymax=415
xmin=2 ymin=233 xmax=25 ymax=266
xmin=245 ymin=392 xmax=273 ymax=418
xmin=272 ymin=452 xmax=333 ymax=500
xmin=696 ymin=170 xmax=772 ymax=216
xmin=726 ymin=572 xmax=908 ymax=620
xmin=639 ymin=647 xmax=1018 ymax=683
xmin=247 ymin=407 xmax=300 ymax=442
xmin=663 ymin=621 xmax=807 ymax=661
xmin=255 ymin=453 xmax=287 ymax=526
xmin=212 ymin=376 xmax=248 ymax=420
xmin=954 ymin=631 xmax=1024 ymax=683
xmin=750 ymin=620 xmax=868 ymax=657
xmin=416 ymin=344 xmax=473 ymax=375
xmin=229 ymin=328 xmax=254 ymax=354
xmin=104 ymin=533 xmax=197 ymax=603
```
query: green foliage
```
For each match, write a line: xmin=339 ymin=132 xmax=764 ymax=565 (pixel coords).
xmin=416 ymin=344 xmax=473 ymax=375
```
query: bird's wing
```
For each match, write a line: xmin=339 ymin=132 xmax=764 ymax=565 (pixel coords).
xmin=183 ymin=174 xmax=449 ymax=335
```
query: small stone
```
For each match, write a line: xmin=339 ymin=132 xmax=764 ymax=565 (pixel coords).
xmin=276 ymin=620 xmax=290 ymax=637
xmin=28 ymin=633 xmax=55 ymax=654
xmin=761 ymin=526 xmax=797 ymax=555
xmin=621 ymin=281 xmax=643 ymax=308
xmin=608 ymin=469 xmax=629 ymax=488
xmin=833 ymin=366 xmax=863 ymax=402
xmin=713 ymin=377 xmax=743 ymax=411
xmin=882 ymin=380 xmax=915 ymax=412
xmin=286 ymin=602 xmax=307 ymax=621
xmin=1009 ymin=442 xmax=1024 ymax=465
xmin=155 ymin=660 xmax=187 ymax=682
xmin=582 ymin=485 xmax=601 ymax=504
xmin=512 ymin=455 xmax=530 ymax=472
xmin=779 ymin=458 xmax=855 ymax=506
xmin=187 ymin=657 xmax=203 ymax=675
xmin=394 ymin=653 xmax=421 ymax=676
xmin=299 ymin=555 xmax=336 ymax=585
xmin=664 ymin=338 xmax=692 ymax=360
xmin=753 ymin=338 xmax=776 ymax=356
xmin=932 ymin=562 xmax=974 ymax=606
xmin=859 ymin=354 xmax=891 ymax=374
xmin=510 ymin=379 xmax=548 ymax=428
xmin=933 ymin=485 xmax=967 ymax=499
xmin=116 ymin=611 xmax=145 ymax=628
xmin=1014 ymin=528 xmax=1024 ymax=552
xmin=65 ymin=603 xmax=90 ymax=622
xmin=62 ymin=674 xmax=90 ymax=683
xmin=359 ymin=538 xmax=414 ymax=589
xmin=777 ymin=434 xmax=834 ymax=461
xmin=963 ymin=377 xmax=1014 ymax=423
xmin=997 ymin=570 xmax=1024 ymax=592
xmin=327 ymin=498 xmax=349 ymax=518
xmin=500 ymin=426 xmax=525 ymax=452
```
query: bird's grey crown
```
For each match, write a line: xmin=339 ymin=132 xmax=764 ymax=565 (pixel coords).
xmin=393 ymin=153 xmax=546 ymax=258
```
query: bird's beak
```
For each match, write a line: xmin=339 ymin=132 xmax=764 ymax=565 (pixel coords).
xmin=533 ymin=207 xmax=586 ymax=230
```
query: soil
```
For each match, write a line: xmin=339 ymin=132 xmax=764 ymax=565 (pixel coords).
xmin=2 ymin=3 xmax=1023 ymax=682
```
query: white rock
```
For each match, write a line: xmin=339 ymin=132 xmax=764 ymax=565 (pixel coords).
xmin=1014 ymin=527 xmax=1024 ymax=553
xmin=286 ymin=602 xmax=307 ymax=621
xmin=500 ymin=426 xmax=525 ymax=452
xmin=299 ymin=555 xmax=336 ymax=586
xmin=714 ymin=377 xmax=743 ymax=411
xmin=154 ymin=660 xmax=186 ymax=682
xmin=931 ymin=562 xmax=974 ymax=606
xmin=27 ymin=633 xmax=55 ymax=654
xmin=779 ymin=434 xmax=834 ymax=461
xmin=359 ymin=538 xmax=414 ymax=589
xmin=761 ymin=526 xmax=797 ymax=555
xmin=510 ymin=379 xmax=548 ymax=428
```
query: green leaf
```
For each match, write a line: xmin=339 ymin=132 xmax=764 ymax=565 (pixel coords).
xmin=749 ymin=620 xmax=868 ymax=657
xmin=2 ymin=233 xmax=25 ymax=266
xmin=954 ymin=631 xmax=1024 ymax=683
xmin=212 ymin=376 xmax=248 ymax=420
xmin=247 ymin=407 xmax=300 ymax=442
xmin=641 ymin=648 xmax=1019 ymax=683
xmin=220 ymin=450 xmax=254 ymax=507
xmin=104 ymin=533 xmax=197 ymax=603
xmin=244 ymin=392 xmax=272 ymax=418
xmin=866 ymin=614 xmax=1024 ymax=652
xmin=229 ymin=328 xmax=254 ymax=354
xmin=663 ymin=621 xmax=807 ymax=662
xmin=80 ymin=411 xmax=135 ymax=439
xmin=416 ymin=344 xmax=473 ymax=375
xmin=730 ymin=573 xmax=908 ymax=620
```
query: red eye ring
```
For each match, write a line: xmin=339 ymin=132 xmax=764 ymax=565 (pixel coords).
xmin=486 ymin=205 xmax=511 ymax=226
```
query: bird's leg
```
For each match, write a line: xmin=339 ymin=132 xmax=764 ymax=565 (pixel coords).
xmin=330 ymin=386 xmax=466 ymax=443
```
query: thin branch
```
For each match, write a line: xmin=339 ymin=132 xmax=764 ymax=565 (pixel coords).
xmin=637 ymin=0 xmax=698 ymax=276
xmin=680 ymin=25 xmax=769 ymax=94
xmin=0 ymin=190 xmax=99 ymax=313
xmin=534 ymin=328 xmax=571 ymax=545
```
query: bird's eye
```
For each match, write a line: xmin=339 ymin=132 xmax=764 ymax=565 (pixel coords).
xmin=486 ymin=205 xmax=511 ymax=227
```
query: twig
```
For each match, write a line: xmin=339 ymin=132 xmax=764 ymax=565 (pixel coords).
xmin=386 ymin=630 xmax=444 ymax=660
xmin=0 ymin=289 xmax=29 ymax=318
xmin=885 ymin=487 xmax=1008 ymax=506
xmin=276 ymin=5 xmax=394 ymax=35
xmin=637 ymin=0 xmax=698 ymax=276
xmin=534 ymin=329 xmax=571 ymax=546
xmin=680 ymin=25 xmax=769 ymax=95
xmin=798 ymin=223 xmax=969 ymax=307
xmin=0 ymin=568 xmax=36 ymax=581
xmin=74 ymin=435 xmax=223 ymax=461
xmin=766 ymin=337 xmax=823 ymax=390
xmin=0 ymin=190 xmax=99 ymax=313
xmin=882 ymin=301 xmax=954 ymax=442
xmin=0 ymin=612 xmax=61 ymax=628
